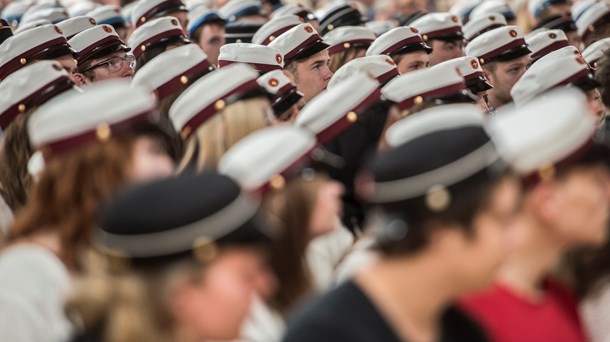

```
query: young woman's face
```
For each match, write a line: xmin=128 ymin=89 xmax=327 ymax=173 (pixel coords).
xmin=308 ymin=179 xmax=344 ymax=238
xmin=545 ymin=165 xmax=610 ymax=247
xmin=129 ymin=135 xmax=174 ymax=182
xmin=185 ymin=248 xmax=273 ymax=340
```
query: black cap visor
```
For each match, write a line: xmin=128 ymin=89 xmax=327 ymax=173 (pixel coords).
xmin=492 ymin=45 xmax=531 ymax=63
xmin=289 ymin=39 xmax=330 ymax=63
xmin=465 ymin=76 xmax=493 ymax=93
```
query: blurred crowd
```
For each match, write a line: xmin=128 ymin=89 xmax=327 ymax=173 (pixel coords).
xmin=2 ymin=0 xmax=610 ymax=341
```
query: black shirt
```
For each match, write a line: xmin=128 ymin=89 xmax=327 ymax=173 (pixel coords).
xmin=283 ymin=280 xmax=489 ymax=342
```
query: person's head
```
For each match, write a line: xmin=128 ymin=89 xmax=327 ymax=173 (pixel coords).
xmin=594 ymin=45 xmax=610 ymax=112
xmin=511 ymin=52 xmax=601 ymax=116
xmin=0 ymin=61 xmax=76 ymax=212
xmin=128 ymin=17 xmax=190 ymax=73
xmin=87 ymin=5 xmax=130 ymax=41
xmin=526 ymin=29 xmax=569 ymax=63
xmin=366 ymin=26 xmax=433 ymax=74
xmin=577 ymin=2 xmax=610 ymax=47
xmin=251 ymin=14 xmax=301 ymax=46
xmin=269 ymin=23 xmax=333 ymax=103
xmin=218 ymin=0 xmax=268 ymax=24
xmin=463 ymin=12 xmax=508 ymax=43
xmin=257 ymin=69 xmax=304 ymax=122
xmin=467 ymin=26 xmax=532 ymax=107
xmin=0 ymin=24 xmax=76 ymax=81
xmin=57 ymin=16 xmax=97 ymax=41
xmin=188 ymin=10 xmax=226 ymax=66
xmin=66 ymin=172 xmax=276 ymax=342
xmin=411 ymin=12 xmax=466 ymax=65
xmin=324 ymin=26 xmax=375 ymax=73
xmin=131 ymin=0 xmax=189 ymax=30
xmin=295 ymin=72 xmax=382 ymax=144
xmin=381 ymin=63 xmax=477 ymax=118
xmin=219 ymin=126 xmax=343 ymax=312
xmin=8 ymin=81 xmax=174 ymax=270
xmin=364 ymin=105 xmax=521 ymax=293
xmin=70 ymin=24 xmax=134 ymax=84
xmin=318 ymin=3 xmax=365 ymax=36
xmin=170 ymin=64 xmax=273 ymax=171
xmin=131 ymin=44 xmax=215 ymax=119
xmin=218 ymin=43 xmax=285 ymax=73
xmin=328 ymin=55 xmax=400 ymax=89
xmin=436 ymin=56 xmax=494 ymax=98
xmin=489 ymin=89 xmax=610 ymax=249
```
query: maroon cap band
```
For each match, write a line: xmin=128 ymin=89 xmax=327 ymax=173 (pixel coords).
xmin=553 ymin=68 xmax=592 ymax=88
xmin=181 ymin=78 xmax=260 ymax=139
xmin=136 ymin=0 xmax=187 ymax=28
xmin=376 ymin=68 xmax=400 ymax=86
xmin=262 ymin=26 xmax=298 ymax=45
xmin=463 ymin=70 xmax=485 ymax=82
xmin=133 ymin=28 xmax=185 ymax=59
xmin=41 ymin=110 xmax=154 ymax=160
xmin=478 ymin=38 xmax=527 ymax=62
xmin=77 ymin=35 xmax=124 ymax=62
xmin=467 ymin=23 xmax=505 ymax=41
xmin=396 ymin=82 xmax=465 ymax=111
xmin=380 ymin=35 xmax=426 ymax=55
xmin=1 ymin=76 xmax=73 ymax=129
xmin=531 ymin=40 xmax=569 ymax=60
xmin=316 ymin=88 xmax=381 ymax=144
xmin=0 ymin=36 xmax=68 ymax=80
xmin=522 ymin=136 xmax=595 ymax=188
xmin=273 ymin=83 xmax=295 ymax=99
xmin=217 ymin=59 xmax=282 ymax=73
xmin=422 ymin=26 xmax=463 ymax=39
xmin=256 ymin=146 xmax=315 ymax=196
xmin=327 ymin=38 xmax=374 ymax=55
xmin=285 ymin=34 xmax=322 ymax=61
xmin=154 ymin=60 xmax=214 ymax=100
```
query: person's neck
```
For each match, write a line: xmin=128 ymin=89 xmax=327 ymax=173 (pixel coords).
xmin=486 ymin=91 xmax=510 ymax=110
xmin=498 ymin=213 xmax=565 ymax=300
xmin=355 ymin=254 xmax=455 ymax=342
xmin=171 ymin=324 xmax=201 ymax=342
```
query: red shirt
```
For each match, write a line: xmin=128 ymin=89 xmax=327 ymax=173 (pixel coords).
xmin=460 ymin=279 xmax=586 ymax=342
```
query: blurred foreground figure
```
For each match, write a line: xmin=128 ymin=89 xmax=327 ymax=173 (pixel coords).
xmin=461 ymin=89 xmax=610 ymax=342
xmin=284 ymin=104 xmax=521 ymax=342
xmin=0 ymin=81 xmax=174 ymax=342
xmin=66 ymin=172 xmax=277 ymax=342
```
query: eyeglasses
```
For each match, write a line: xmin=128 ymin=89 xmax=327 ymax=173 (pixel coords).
xmin=82 ymin=54 xmax=136 ymax=73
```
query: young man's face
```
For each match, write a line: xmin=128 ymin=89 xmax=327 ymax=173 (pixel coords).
xmin=440 ymin=176 xmax=522 ymax=293
xmin=484 ymin=54 xmax=531 ymax=107
xmin=196 ymin=23 xmax=225 ymax=66
xmin=287 ymin=49 xmax=333 ymax=104
xmin=536 ymin=164 xmax=610 ymax=247
xmin=428 ymin=39 xmax=464 ymax=66
xmin=81 ymin=50 xmax=134 ymax=83
xmin=395 ymin=50 xmax=429 ymax=74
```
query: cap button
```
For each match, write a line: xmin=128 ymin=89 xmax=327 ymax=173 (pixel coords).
xmin=343 ymin=42 xmax=351 ymax=49
xmin=414 ymin=96 xmax=424 ymax=104
xmin=193 ymin=236 xmax=218 ymax=263
xmin=20 ymin=58 xmax=27 ymax=65
xmin=214 ymin=99 xmax=226 ymax=111
xmin=96 ymin=123 xmax=112 ymax=141
xmin=270 ymin=174 xmax=286 ymax=189
xmin=425 ymin=185 xmax=451 ymax=212
xmin=180 ymin=75 xmax=188 ymax=84
xmin=18 ymin=104 xmax=26 ymax=112
xmin=181 ymin=126 xmax=192 ymax=140
xmin=346 ymin=111 xmax=358 ymax=122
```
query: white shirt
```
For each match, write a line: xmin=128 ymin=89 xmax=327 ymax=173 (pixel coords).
xmin=306 ymin=225 xmax=354 ymax=290
xmin=334 ymin=235 xmax=378 ymax=284
xmin=0 ymin=244 xmax=72 ymax=342
xmin=582 ymin=282 xmax=610 ymax=342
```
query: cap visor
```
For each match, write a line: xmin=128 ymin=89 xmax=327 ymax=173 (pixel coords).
xmin=290 ymin=40 xmax=330 ymax=62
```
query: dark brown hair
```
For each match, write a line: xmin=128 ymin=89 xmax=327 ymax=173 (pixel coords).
xmin=374 ymin=171 xmax=512 ymax=256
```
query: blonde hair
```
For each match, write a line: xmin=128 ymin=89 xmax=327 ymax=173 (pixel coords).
xmin=178 ymin=97 xmax=270 ymax=172
xmin=66 ymin=251 xmax=204 ymax=342
xmin=329 ymin=48 xmax=366 ymax=73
